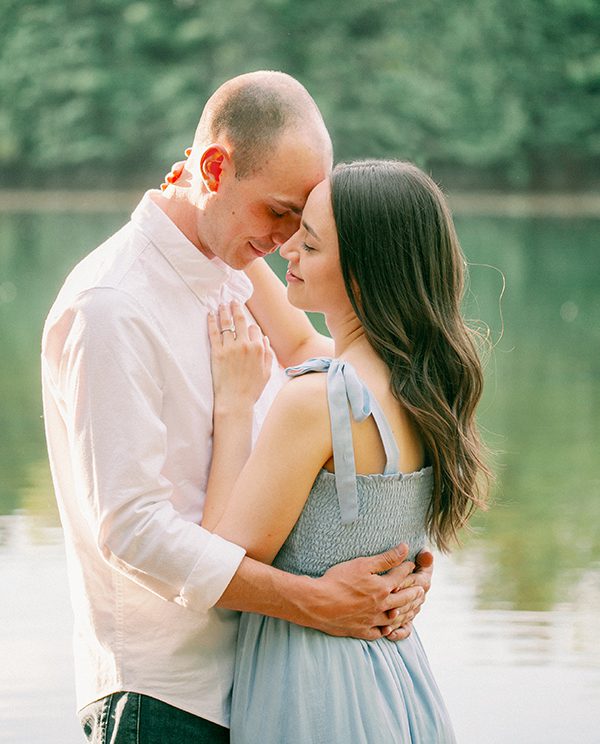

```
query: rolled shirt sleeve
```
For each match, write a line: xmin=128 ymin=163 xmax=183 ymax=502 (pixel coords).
xmin=42 ymin=286 xmax=245 ymax=613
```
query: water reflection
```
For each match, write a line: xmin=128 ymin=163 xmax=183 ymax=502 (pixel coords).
xmin=454 ymin=217 xmax=600 ymax=616
xmin=2 ymin=209 xmax=599 ymax=601
xmin=0 ymin=210 xmax=129 ymax=515
xmin=1 ymin=206 xmax=599 ymax=741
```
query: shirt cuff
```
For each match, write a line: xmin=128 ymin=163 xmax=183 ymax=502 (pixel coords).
xmin=176 ymin=532 xmax=246 ymax=613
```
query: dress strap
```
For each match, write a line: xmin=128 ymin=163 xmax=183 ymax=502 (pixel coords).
xmin=286 ymin=357 xmax=399 ymax=524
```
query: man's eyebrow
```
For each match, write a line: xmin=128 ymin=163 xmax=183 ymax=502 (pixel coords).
xmin=302 ymin=220 xmax=319 ymax=239
xmin=273 ymin=198 xmax=303 ymax=216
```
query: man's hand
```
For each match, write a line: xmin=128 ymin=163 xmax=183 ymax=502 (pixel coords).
xmin=302 ymin=544 xmax=432 ymax=641
xmin=385 ymin=548 xmax=434 ymax=641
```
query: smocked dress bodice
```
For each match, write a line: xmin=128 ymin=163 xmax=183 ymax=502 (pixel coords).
xmin=273 ymin=357 xmax=433 ymax=576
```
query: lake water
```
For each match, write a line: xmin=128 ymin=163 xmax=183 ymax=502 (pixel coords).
xmin=1 ymin=201 xmax=599 ymax=743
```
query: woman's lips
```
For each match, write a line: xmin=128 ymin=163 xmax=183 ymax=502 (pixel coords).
xmin=285 ymin=269 xmax=303 ymax=283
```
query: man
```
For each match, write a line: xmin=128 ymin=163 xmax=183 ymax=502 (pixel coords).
xmin=42 ymin=71 xmax=432 ymax=743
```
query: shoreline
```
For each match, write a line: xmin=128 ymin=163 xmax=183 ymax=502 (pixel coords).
xmin=1 ymin=190 xmax=600 ymax=218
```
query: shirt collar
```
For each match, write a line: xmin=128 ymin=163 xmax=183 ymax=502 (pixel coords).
xmin=131 ymin=190 xmax=252 ymax=301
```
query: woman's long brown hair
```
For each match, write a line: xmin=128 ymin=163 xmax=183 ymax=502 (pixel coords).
xmin=331 ymin=160 xmax=491 ymax=551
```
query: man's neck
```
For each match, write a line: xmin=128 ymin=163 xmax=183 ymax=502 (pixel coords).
xmin=150 ymin=190 xmax=213 ymax=259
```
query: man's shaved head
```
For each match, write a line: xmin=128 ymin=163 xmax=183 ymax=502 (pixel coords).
xmin=195 ymin=71 xmax=332 ymax=178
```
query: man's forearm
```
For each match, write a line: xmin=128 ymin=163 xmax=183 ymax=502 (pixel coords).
xmin=216 ymin=555 xmax=316 ymax=626
xmin=214 ymin=547 xmax=428 ymax=640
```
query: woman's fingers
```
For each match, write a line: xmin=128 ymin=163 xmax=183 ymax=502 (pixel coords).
xmin=160 ymin=161 xmax=186 ymax=190
xmin=247 ymin=323 xmax=262 ymax=343
xmin=262 ymin=332 xmax=272 ymax=361
xmin=209 ymin=301 xmax=272 ymax=407
xmin=263 ymin=334 xmax=273 ymax=369
xmin=207 ymin=311 xmax=220 ymax=350
xmin=217 ymin=300 xmax=257 ymax=346
xmin=218 ymin=302 xmax=237 ymax=344
xmin=160 ymin=146 xmax=192 ymax=190
xmin=231 ymin=301 xmax=249 ymax=340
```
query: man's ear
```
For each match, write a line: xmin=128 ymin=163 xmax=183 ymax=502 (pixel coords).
xmin=200 ymin=145 xmax=229 ymax=192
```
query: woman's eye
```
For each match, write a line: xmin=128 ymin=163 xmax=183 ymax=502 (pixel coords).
xmin=302 ymin=242 xmax=315 ymax=252
xmin=271 ymin=208 xmax=286 ymax=218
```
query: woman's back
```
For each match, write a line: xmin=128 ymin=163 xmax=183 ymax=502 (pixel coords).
xmin=273 ymin=356 xmax=433 ymax=576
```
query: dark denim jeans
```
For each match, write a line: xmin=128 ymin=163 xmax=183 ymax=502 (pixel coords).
xmin=79 ymin=691 xmax=230 ymax=743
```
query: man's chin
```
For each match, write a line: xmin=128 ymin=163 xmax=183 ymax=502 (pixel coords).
xmin=248 ymin=242 xmax=272 ymax=261
xmin=231 ymin=246 xmax=270 ymax=270
xmin=229 ymin=254 xmax=259 ymax=271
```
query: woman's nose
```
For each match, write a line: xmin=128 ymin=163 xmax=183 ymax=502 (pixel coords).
xmin=279 ymin=239 xmax=291 ymax=258
xmin=279 ymin=230 xmax=300 ymax=259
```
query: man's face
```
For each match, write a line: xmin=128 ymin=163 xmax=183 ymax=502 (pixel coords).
xmin=199 ymin=131 xmax=331 ymax=270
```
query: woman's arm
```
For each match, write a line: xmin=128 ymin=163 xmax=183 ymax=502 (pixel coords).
xmin=245 ymin=259 xmax=333 ymax=367
xmin=203 ymin=301 xmax=273 ymax=527
xmin=203 ymin=370 xmax=332 ymax=563
xmin=202 ymin=300 xmax=331 ymax=561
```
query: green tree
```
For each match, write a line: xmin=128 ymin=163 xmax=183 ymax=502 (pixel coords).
xmin=0 ymin=0 xmax=599 ymax=189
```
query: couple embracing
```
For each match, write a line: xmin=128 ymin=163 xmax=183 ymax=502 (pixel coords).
xmin=42 ymin=71 xmax=488 ymax=743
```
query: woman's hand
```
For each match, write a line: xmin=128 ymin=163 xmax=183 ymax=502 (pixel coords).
xmin=160 ymin=147 xmax=192 ymax=191
xmin=208 ymin=301 xmax=273 ymax=415
xmin=203 ymin=301 xmax=273 ymax=529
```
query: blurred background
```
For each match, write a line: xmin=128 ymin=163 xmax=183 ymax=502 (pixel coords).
xmin=1 ymin=1 xmax=599 ymax=742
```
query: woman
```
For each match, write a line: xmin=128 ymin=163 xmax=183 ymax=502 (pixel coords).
xmin=203 ymin=160 xmax=489 ymax=742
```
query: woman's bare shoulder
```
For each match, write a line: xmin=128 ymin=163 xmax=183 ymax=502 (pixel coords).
xmin=270 ymin=371 xmax=330 ymax=429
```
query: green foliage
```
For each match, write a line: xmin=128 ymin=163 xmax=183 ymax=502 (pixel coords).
xmin=1 ymin=0 xmax=599 ymax=188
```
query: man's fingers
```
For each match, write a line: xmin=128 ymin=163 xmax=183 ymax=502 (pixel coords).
xmin=415 ymin=548 xmax=434 ymax=569
xmin=383 ymin=585 xmax=424 ymax=613
xmin=397 ymin=576 xmax=417 ymax=591
xmin=414 ymin=555 xmax=433 ymax=594
xmin=390 ymin=561 xmax=423 ymax=592
xmin=366 ymin=544 xmax=409 ymax=574
xmin=385 ymin=561 xmax=415 ymax=588
xmin=359 ymin=627 xmax=387 ymax=641
xmin=367 ymin=616 xmax=415 ymax=642
xmin=385 ymin=622 xmax=413 ymax=642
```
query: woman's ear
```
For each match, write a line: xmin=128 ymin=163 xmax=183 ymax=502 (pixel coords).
xmin=199 ymin=145 xmax=229 ymax=192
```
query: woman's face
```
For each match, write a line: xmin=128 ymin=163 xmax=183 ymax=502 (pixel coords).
xmin=279 ymin=179 xmax=353 ymax=317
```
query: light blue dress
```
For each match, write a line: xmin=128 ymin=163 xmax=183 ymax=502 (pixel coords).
xmin=230 ymin=358 xmax=456 ymax=743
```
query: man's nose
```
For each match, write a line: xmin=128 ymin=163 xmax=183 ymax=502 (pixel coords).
xmin=271 ymin=213 xmax=301 ymax=245
xmin=271 ymin=225 xmax=297 ymax=245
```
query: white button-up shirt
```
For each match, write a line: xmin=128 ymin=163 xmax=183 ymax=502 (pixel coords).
xmin=41 ymin=191 xmax=284 ymax=726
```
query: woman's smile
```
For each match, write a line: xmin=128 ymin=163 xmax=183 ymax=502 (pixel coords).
xmin=285 ymin=267 xmax=304 ymax=283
